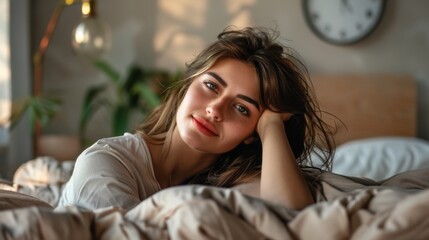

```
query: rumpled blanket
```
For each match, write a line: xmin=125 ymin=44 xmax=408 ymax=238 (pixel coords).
xmin=1 ymin=167 xmax=429 ymax=239
xmin=0 ymin=156 xmax=74 ymax=207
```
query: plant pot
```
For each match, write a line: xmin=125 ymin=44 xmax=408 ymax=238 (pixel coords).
xmin=38 ymin=134 xmax=81 ymax=161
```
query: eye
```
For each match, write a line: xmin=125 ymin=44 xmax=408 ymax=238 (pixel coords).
xmin=204 ymin=81 xmax=218 ymax=93
xmin=234 ymin=104 xmax=249 ymax=116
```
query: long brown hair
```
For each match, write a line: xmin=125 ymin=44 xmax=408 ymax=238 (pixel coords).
xmin=138 ymin=26 xmax=334 ymax=187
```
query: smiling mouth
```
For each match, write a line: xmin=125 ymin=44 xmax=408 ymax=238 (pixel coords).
xmin=192 ymin=116 xmax=218 ymax=137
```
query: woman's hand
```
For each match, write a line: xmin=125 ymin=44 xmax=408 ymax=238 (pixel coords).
xmin=256 ymin=110 xmax=292 ymax=140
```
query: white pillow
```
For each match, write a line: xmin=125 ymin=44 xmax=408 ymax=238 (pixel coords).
xmin=330 ymin=137 xmax=429 ymax=181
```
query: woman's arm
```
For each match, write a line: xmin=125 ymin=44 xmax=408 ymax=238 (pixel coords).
xmin=257 ymin=110 xmax=313 ymax=210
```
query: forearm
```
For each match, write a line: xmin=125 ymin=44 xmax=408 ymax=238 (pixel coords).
xmin=259 ymin=121 xmax=313 ymax=210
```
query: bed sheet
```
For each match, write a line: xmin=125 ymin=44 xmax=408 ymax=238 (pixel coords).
xmin=1 ymin=168 xmax=429 ymax=240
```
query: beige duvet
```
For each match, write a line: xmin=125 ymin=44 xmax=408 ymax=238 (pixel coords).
xmin=1 ymin=165 xmax=429 ymax=239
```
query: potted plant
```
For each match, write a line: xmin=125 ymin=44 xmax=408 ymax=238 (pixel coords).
xmin=9 ymin=96 xmax=61 ymax=131
xmin=7 ymin=94 xmax=81 ymax=161
xmin=79 ymin=59 xmax=181 ymax=146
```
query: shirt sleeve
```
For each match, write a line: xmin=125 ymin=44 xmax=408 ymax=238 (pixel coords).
xmin=58 ymin=145 xmax=142 ymax=210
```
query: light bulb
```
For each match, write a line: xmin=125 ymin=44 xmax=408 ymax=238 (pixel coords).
xmin=71 ymin=16 xmax=111 ymax=59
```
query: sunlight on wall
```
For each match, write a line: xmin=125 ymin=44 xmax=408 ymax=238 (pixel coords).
xmin=154 ymin=0 xmax=256 ymax=69
xmin=0 ymin=0 xmax=11 ymax=130
xmin=155 ymin=0 xmax=207 ymax=69
xmin=159 ymin=0 xmax=207 ymax=28
xmin=225 ymin=0 xmax=255 ymax=27
xmin=225 ymin=0 xmax=255 ymax=13
xmin=154 ymin=24 xmax=205 ymax=69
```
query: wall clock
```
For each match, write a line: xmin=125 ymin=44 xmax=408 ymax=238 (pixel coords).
xmin=303 ymin=0 xmax=386 ymax=45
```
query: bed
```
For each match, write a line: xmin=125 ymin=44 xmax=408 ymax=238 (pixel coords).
xmin=1 ymin=75 xmax=429 ymax=240
xmin=310 ymin=74 xmax=428 ymax=181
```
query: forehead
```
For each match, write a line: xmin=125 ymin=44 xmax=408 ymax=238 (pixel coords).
xmin=206 ymin=58 xmax=260 ymax=94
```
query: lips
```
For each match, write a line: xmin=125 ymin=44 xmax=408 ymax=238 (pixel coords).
xmin=192 ymin=116 xmax=218 ymax=137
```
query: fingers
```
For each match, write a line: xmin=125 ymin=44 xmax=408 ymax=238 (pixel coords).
xmin=256 ymin=110 xmax=294 ymax=134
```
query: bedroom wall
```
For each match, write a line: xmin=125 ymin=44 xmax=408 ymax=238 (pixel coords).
xmin=20 ymin=0 xmax=429 ymax=146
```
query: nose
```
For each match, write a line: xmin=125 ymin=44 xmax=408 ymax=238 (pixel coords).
xmin=206 ymin=99 xmax=225 ymax=121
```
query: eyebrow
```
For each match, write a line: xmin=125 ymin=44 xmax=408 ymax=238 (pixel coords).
xmin=206 ymin=72 xmax=260 ymax=111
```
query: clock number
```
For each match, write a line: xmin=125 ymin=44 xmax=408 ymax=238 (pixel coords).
xmin=366 ymin=10 xmax=373 ymax=19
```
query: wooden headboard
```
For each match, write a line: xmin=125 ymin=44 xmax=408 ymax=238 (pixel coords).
xmin=311 ymin=74 xmax=417 ymax=146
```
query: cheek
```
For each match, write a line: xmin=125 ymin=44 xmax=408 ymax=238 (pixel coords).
xmin=177 ymin=86 xmax=204 ymax=118
xmin=225 ymin=119 xmax=258 ymax=143
xmin=185 ymin=84 xmax=204 ymax=104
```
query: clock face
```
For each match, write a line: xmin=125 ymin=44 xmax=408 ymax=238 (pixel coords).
xmin=303 ymin=0 xmax=386 ymax=45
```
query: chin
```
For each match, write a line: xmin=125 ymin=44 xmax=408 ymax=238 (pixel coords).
xmin=182 ymin=133 xmax=210 ymax=152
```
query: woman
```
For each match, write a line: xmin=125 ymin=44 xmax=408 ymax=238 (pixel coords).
xmin=58 ymin=26 xmax=333 ymax=211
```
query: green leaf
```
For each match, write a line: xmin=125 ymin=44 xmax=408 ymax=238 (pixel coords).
xmin=9 ymin=96 xmax=61 ymax=131
xmin=79 ymin=84 xmax=108 ymax=140
xmin=33 ymin=97 xmax=61 ymax=126
xmin=123 ymin=66 xmax=145 ymax=107
xmin=82 ymin=84 xmax=107 ymax=109
xmin=112 ymin=105 xmax=130 ymax=136
xmin=133 ymin=83 xmax=161 ymax=108
xmin=27 ymin=96 xmax=61 ymax=126
xmin=93 ymin=59 xmax=121 ymax=84
xmin=9 ymin=97 xmax=30 ymax=129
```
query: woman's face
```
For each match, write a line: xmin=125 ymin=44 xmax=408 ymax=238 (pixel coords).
xmin=176 ymin=58 xmax=262 ymax=154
